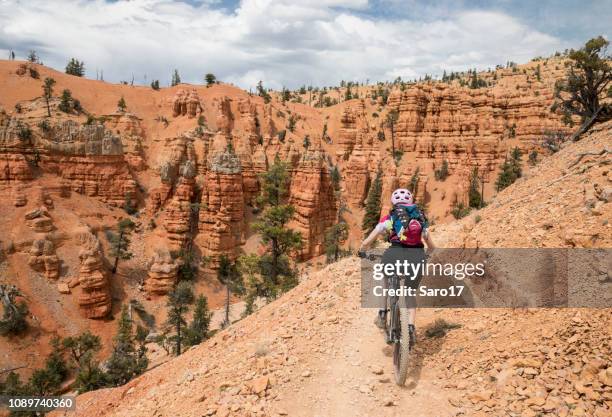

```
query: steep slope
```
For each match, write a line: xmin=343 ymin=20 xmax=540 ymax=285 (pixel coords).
xmin=56 ymin=128 xmax=611 ymax=417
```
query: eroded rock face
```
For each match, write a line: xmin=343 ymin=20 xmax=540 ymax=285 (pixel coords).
xmin=28 ymin=238 xmax=60 ymax=280
xmin=198 ymin=148 xmax=244 ymax=268
xmin=289 ymin=145 xmax=337 ymax=258
xmin=162 ymin=175 xmax=196 ymax=251
xmin=25 ymin=207 xmax=54 ymax=233
xmin=77 ymin=233 xmax=111 ymax=319
xmin=145 ymin=250 xmax=178 ymax=295
xmin=172 ymin=89 xmax=203 ymax=118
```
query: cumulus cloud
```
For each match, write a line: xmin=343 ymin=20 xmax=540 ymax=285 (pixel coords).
xmin=0 ymin=0 xmax=565 ymax=89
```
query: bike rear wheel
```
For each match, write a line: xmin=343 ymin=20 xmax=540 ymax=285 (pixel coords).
xmin=392 ymin=305 xmax=411 ymax=385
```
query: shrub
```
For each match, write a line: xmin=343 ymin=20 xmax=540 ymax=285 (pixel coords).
xmin=451 ymin=202 xmax=471 ymax=219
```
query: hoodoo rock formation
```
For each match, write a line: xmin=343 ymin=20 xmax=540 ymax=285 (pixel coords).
xmin=145 ymin=250 xmax=179 ymax=295
xmin=172 ymin=88 xmax=203 ymax=118
xmin=76 ymin=232 xmax=111 ymax=319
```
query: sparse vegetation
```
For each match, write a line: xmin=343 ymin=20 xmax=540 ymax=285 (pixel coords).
xmin=434 ymin=160 xmax=449 ymax=181
xmin=117 ymin=96 xmax=127 ymax=112
xmin=217 ymin=255 xmax=244 ymax=328
xmin=362 ymin=166 xmax=382 ymax=235
xmin=252 ymin=156 xmax=303 ymax=300
xmin=257 ymin=80 xmax=272 ymax=103
xmin=107 ymin=218 xmax=135 ymax=274
xmin=496 ymin=147 xmax=523 ymax=191
xmin=165 ymin=281 xmax=194 ymax=355
xmin=425 ymin=319 xmax=461 ymax=338
xmin=42 ymin=77 xmax=56 ymax=117
xmin=324 ymin=222 xmax=349 ymax=263
xmin=150 ymin=80 xmax=160 ymax=90
xmin=65 ymin=58 xmax=85 ymax=77
xmin=552 ymin=36 xmax=611 ymax=127
xmin=451 ymin=202 xmax=471 ymax=219
xmin=171 ymin=69 xmax=181 ymax=86
xmin=105 ymin=306 xmax=148 ymax=386
xmin=468 ymin=167 xmax=483 ymax=209
xmin=205 ymin=73 xmax=216 ymax=86
xmin=0 ymin=285 xmax=28 ymax=336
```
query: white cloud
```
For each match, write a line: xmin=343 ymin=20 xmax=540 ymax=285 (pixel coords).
xmin=0 ymin=0 xmax=564 ymax=89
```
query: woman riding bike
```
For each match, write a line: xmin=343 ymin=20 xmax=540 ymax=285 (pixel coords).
xmin=358 ymin=188 xmax=436 ymax=346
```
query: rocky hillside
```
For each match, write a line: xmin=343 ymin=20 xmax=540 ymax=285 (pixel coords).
xmin=54 ymin=126 xmax=610 ymax=417
xmin=0 ymin=55 xmax=587 ymax=373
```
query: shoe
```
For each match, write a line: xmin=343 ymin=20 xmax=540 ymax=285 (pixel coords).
xmin=408 ymin=324 xmax=416 ymax=348
xmin=374 ymin=309 xmax=387 ymax=329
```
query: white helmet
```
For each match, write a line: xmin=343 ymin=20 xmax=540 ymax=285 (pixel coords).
xmin=391 ymin=188 xmax=413 ymax=205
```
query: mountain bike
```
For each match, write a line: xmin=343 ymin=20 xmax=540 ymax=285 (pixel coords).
xmin=360 ymin=252 xmax=413 ymax=386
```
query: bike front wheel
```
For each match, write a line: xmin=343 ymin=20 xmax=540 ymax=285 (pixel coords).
xmin=392 ymin=305 xmax=411 ymax=385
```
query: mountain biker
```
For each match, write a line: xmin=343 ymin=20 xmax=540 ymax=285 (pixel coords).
xmin=358 ymin=188 xmax=435 ymax=346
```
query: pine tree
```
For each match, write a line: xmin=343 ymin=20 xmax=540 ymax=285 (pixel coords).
xmin=27 ymin=50 xmax=39 ymax=63
xmin=238 ymin=254 xmax=261 ymax=317
xmin=117 ymin=96 xmax=127 ymax=112
xmin=385 ymin=109 xmax=399 ymax=160
xmin=362 ymin=167 xmax=382 ymax=234
xmin=62 ymin=331 xmax=107 ymax=393
xmin=434 ymin=159 xmax=449 ymax=181
xmin=0 ymin=285 xmax=28 ymax=336
xmin=257 ymin=81 xmax=271 ymax=103
xmin=496 ymin=147 xmax=522 ymax=191
xmin=59 ymin=89 xmax=73 ymax=113
xmin=324 ymin=222 xmax=349 ymax=263
xmin=108 ymin=218 xmax=135 ymax=274
xmin=184 ymin=294 xmax=211 ymax=346
xmin=65 ymin=58 xmax=85 ymax=77
xmin=252 ymin=156 xmax=302 ymax=300
xmin=150 ymin=80 xmax=160 ymax=90
xmin=468 ymin=167 xmax=483 ymax=208
xmin=171 ymin=69 xmax=181 ymax=86
xmin=552 ymin=36 xmax=611 ymax=126
xmin=42 ymin=77 xmax=56 ymax=117
xmin=217 ymin=256 xmax=244 ymax=328
xmin=205 ymin=73 xmax=216 ymax=86
xmin=29 ymin=337 xmax=68 ymax=396
xmin=105 ymin=306 xmax=148 ymax=386
xmin=165 ymin=281 xmax=194 ymax=355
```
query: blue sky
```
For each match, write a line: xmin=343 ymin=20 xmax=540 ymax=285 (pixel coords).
xmin=0 ymin=0 xmax=609 ymax=90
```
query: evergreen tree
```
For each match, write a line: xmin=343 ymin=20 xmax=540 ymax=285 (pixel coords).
xmin=362 ymin=167 xmax=382 ymax=234
xmin=205 ymin=73 xmax=216 ymax=86
xmin=108 ymin=218 xmax=135 ymax=274
xmin=65 ymin=58 xmax=85 ymax=77
xmin=256 ymin=81 xmax=271 ymax=103
xmin=252 ymin=156 xmax=303 ymax=300
xmin=434 ymin=159 xmax=449 ymax=181
xmin=165 ymin=281 xmax=194 ymax=355
xmin=303 ymin=135 xmax=311 ymax=151
xmin=345 ymin=84 xmax=352 ymax=101
xmin=62 ymin=331 xmax=107 ymax=393
xmin=238 ymin=254 xmax=261 ymax=317
xmin=385 ymin=109 xmax=399 ymax=160
xmin=0 ymin=285 xmax=28 ymax=336
xmin=496 ymin=147 xmax=522 ymax=191
xmin=117 ymin=96 xmax=127 ymax=112
xmin=217 ymin=255 xmax=244 ymax=328
xmin=552 ymin=36 xmax=611 ymax=126
xmin=105 ymin=306 xmax=148 ymax=386
xmin=330 ymin=165 xmax=341 ymax=191
xmin=150 ymin=80 xmax=160 ymax=90
xmin=42 ymin=77 xmax=56 ymax=117
xmin=324 ymin=222 xmax=349 ymax=263
xmin=29 ymin=338 xmax=68 ymax=396
xmin=59 ymin=89 xmax=73 ymax=113
xmin=171 ymin=69 xmax=181 ymax=86
xmin=27 ymin=50 xmax=39 ymax=63
xmin=468 ymin=167 xmax=483 ymax=208
xmin=184 ymin=294 xmax=211 ymax=346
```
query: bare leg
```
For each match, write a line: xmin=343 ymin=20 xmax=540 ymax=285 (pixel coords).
xmin=407 ymin=307 xmax=416 ymax=325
